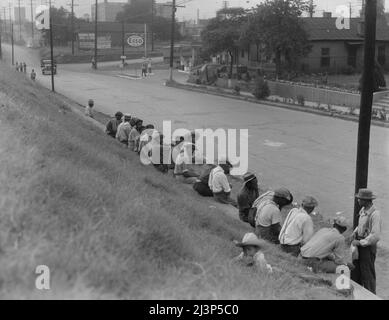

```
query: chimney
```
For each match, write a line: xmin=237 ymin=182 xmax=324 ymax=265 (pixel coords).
xmin=323 ymin=12 xmax=332 ymax=18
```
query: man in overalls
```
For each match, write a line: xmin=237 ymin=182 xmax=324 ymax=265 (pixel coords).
xmin=351 ymin=188 xmax=382 ymax=294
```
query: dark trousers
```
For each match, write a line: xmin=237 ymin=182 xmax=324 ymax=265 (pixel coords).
xmin=193 ymin=182 xmax=213 ymax=197
xmin=281 ymin=244 xmax=301 ymax=257
xmin=351 ymin=245 xmax=377 ymax=294
xmin=256 ymin=225 xmax=280 ymax=244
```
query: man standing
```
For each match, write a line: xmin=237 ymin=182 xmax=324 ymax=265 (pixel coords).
xmin=237 ymin=172 xmax=259 ymax=223
xmin=105 ymin=111 xmax=123 ymax=138
xmin=23 ymin=62 xmax=27 ymax=73
xmin=279 ymin=196 xmax=318 ymax=256
xmin=208 ymin=157 xmax=237 ymax=207
xmin=300 ymin=216 xmax=349 ymax=273
xmin=255 ymin=188 xmax=293 ymax=244
xmin=351 ymin=189 xmax=382 ymax=294
xmin=30 ymin=69 xmax=36 ymax=81
xmin=147 ymin=58 xmax=152 ymax=75
xmin=129 ymin=119 xmax=143 ymax=152
xmin=116 ymin=114 xmax=132 ymax=146
xmin=141 ymin=60 xmax=147 ymax=77
xmin=85 ymin=99 xmax=94 ymax=118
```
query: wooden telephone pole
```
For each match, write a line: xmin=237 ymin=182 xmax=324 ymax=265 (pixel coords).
xmin=353 ymin=0 xmax=377 ymax=227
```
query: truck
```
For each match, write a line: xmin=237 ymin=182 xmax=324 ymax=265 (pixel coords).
xmin=40 ymin=59 xmax=57 ymax=75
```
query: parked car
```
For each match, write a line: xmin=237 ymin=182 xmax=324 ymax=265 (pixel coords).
xmin=41 ymin=59 xmax=57 ymax=75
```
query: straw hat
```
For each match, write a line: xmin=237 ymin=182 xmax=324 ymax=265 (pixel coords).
xmin=355 ymin=189 xmax=376 ymax=200
xmin=234 ymin=233 xmax=264 ymax=248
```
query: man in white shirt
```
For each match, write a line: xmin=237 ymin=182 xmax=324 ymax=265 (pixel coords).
xmin=116 ymin=114 xmax=132 ymax=146
xmin=279 ymin=196 xmax=318 ymax=256
xmin=208 ymin=157 xmax=237 ymax=207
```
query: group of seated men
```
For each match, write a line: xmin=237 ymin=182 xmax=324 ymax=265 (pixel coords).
xmin=103 ymin=111 xmax=368 ymax=277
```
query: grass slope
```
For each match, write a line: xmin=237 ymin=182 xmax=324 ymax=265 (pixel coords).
xmin=0 ymin=63 xmax=348 ymax=299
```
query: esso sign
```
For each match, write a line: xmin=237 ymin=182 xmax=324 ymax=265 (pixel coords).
xmin=127 ymin=35 xmax=144 ymax=47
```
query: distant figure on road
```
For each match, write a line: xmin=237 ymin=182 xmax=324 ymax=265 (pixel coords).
xmin=85 ymin=99 xmax=94 ymax=118
xmin=15 ymin=62 xmax=19 ymax=72
xmin=232 ymin=233 xmax=272 ymax=273
xmin=237 ymin=172 xmax=259 ymax=223
xmin=105 ymin=111 xmax=123 ymax=138
xmin=147 ymin=58 xmax=152 ymax=75
xmin=91 ymin=57 xmax=96 ymax=69
xmin=351 ymin=188 xmax=382 ymax=294
xmin=279 ymin=196 xmax=318 ymax=256
xmin=30 ymin=69 xmax=36 ymax=81
xmin=254 ymin=188 xmax=293 ymax=244
xmin=300 ymin=216 xmax=350 ymax=273
xmin=116 ymin=114 xmax=132 ymax=146
xmin=208 ymin=157 xmax=238 ymax=208
xmin=193 ymin=163 xmax=216 ymax=197
xmin=23 ymin=62 xmax=27 ymax=73
xmin=141 ymin=61 xmax=147 ymax=77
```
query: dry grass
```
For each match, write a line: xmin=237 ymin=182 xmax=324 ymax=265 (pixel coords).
xmin=0 ymin=63 xmax=349 ymax=300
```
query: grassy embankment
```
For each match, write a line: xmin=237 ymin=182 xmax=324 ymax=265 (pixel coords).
xmin=0 ymin=62 xmax=349 ymax=299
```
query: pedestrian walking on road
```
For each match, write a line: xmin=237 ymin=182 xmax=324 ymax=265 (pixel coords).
xmin=255 ymin=188 xmax=293 ymax=244
xmin=105 ymin=111 xmax=123 ymax=138
xmin=116 ymin=114 xmax=132 ymax=146
xmin=85 ymin=99 xmax=95 ymax=118
xmin=23 ymin=62 xmax=27 ymax=73
xmin=30 ymin=69 xmax=36 ymax=81
xmin=208 ymin=157 xmax=238 ymax=208
xmin=15 ymin=62 xmax=19 ymax=72
xmin=147 ymin=58 xmax=152 ymax=75
xmin=300 ymin=216 xmax=350 ymax=273
xmin=141 ymin=60 xmax=147 ymax=77
xmin=279 ymin=196 xmax=318 ymax=256
xmin=237 ymin=172 xmax=259 ymax=223
xmin=350 ymin=189 xmax=382 ymax=294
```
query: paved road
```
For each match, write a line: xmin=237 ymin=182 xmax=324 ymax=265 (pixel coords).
xmin=4 ymin=45 xmax=389 ymax=249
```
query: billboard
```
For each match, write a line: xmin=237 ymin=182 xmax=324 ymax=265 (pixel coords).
xmin=78 ymin=33 xmax=112 ymax=49
xmin=126 ymin=33 xmax=145 ymax=47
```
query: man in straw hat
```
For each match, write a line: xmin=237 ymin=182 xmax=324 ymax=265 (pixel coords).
xmin=350 ymin=188 xmax=382 ymax=294
xmin=208 ymin=156 xmax=238 ymax=207
xmin=237 ymin=172 xmax=259 ymax=223
xmin=232 ymin=233 xmax=272 ymax=272
xmin=300 ymin=216 xmax=350 ymax=273
xmin=255 ymin=188 xmax=293 ymax=244
xmin=279 ymin=196 xmax=318 ymax=256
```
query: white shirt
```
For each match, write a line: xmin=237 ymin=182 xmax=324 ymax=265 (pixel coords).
xmin=279 ymin=207 xmax=314 ymax=245
xmin=208 ymin=166 xmax=231 ymax=193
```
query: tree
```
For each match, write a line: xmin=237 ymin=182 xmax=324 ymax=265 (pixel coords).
xmin=201 ymin=7 xmax=247 ymax=78
xmin=116 ymin=0 xmax=181 ymax=41
xmin=308 ymin=0 xmax=316 ymax=17
xmin=249 ymin=0 xmax=311 ymax=77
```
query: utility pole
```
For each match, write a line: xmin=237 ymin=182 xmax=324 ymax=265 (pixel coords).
xmin=151 ymin=0 xmax=154 ymax=52
xmin=144 ymin=23 xmax=147 ymax=58
xmin=49 ymin=0 xmax=55 ymax=91
xmin=71 ymin=0 xmax=74 ymax=55
xmin=10 ymin=2 xmax=14 ymax=65
xmin=349 ymin=2 xmax=352 ymax=19
xmin=94 ymin=0 xmax=97 ymax=69
xmin=30 ymin=0 xmax=34 ymax=40
xmin=121 ymin=20 xmax=124 ymax=58
xmin=166 ymin=0 xmax=184 ymax=82
xmin=353 ymin=0 xmax=377 ymax=228
xmin=0 ymin=13 xmax=3 ymax=60
xmin=18 ymin=0 xmax=21 ymax=41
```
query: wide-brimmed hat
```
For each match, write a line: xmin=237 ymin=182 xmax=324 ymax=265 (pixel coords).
xmin=302 ymin=196 xmax=318 ymax=208
xmin=243 ymin=172 xmax=257 ymax=185
xmin=334 ymin=216 xmax=348 ymax=228
xmin=235 ymin=233 xmax=264 ymax=248
xmin=124 ymin=114 xmax=131 ymax=121
xmin=355 ymin=188 xmax=376 ymax=200
xmin=274 ymin=187 xmax=292 ymax=201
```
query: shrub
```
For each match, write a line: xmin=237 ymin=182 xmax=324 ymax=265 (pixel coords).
xmin=296 ymin=95 xmax=305 ymax=106
xmin=253 ymin=77 xmax=270 ymax=100
xmin=233 ymin=85 xmax=241 ymax=95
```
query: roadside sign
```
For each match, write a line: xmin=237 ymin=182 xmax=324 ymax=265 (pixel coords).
xmin=120 ymin=56 xmax=126 ymax=60
xmin=78 ymin=33 xmax=112 ymax=49
xmin=35 ymin=5 xmax=50 ymax=30
xmin=126 ymin=34 xmax=144 ymax=47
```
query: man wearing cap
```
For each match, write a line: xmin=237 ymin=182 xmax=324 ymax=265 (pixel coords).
xmin=232 ymin=233 xmax=271 ymax=272
xmin=208 ymin=158 xmax=238 ymax=207
xmin=254 ymin=188 xmax=293 ymax=244
xmin=116 ymin=114 xmax=132 ymax=146
xmin=85 ymin=99 xmax=94 ymax=118
xmin=300 ymin=216 xmax=349 ymax=273
xmin=105 ymin=111 xmax=123 ymax=138
xmin=279 ymin=196 xmax=318 ymax=256
xmin=237 ymin=173 xmax=259 ymax=223
xmin=350 ymin=189 xmax=382 ymax=294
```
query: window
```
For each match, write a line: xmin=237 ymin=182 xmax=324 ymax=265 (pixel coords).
xmin=321 ymin=48 xmax=330 ymax=67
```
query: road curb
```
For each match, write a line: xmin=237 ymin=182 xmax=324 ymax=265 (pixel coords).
xmin=166 ymin=81 xmax=389 ymax=129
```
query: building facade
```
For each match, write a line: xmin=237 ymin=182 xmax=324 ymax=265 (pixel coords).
xmin=91 ymin=0 xmax=131 ymax=22
xmin=155 ymin=2 xmax=172 ymax=19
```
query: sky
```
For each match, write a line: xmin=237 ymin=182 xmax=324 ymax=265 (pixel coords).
xmin=0 ymin=0 xmax=388 ymax=21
